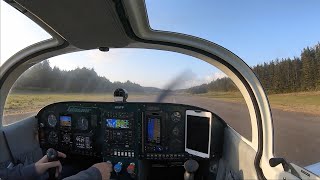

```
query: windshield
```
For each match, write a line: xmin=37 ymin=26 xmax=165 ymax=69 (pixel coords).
xmin=4 ymin=49 xmax=252 ymax=143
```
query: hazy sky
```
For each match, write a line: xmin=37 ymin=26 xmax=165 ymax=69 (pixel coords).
xmin=1 ymin=1 xmax=320 ymax=88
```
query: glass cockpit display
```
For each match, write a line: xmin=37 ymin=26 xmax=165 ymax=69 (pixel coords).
xmin=106 ymin=119 xmax=130 ymax=129
xmin=147 ymin=118 xmax=161 ymax=144
xmin=60 ymin=115 xmax=72 ymax=127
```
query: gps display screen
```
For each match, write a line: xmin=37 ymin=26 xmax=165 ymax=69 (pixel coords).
xmin=105 ymin=119 xmax=130 ymax=129
xmin=147 ymin=118 xmax=161 ymax=144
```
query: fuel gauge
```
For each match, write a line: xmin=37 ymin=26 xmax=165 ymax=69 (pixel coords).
xmin=171 ymin=112 xmax=181 ymax=122
xmin=77 ymin=116 xmax=89 ymax=131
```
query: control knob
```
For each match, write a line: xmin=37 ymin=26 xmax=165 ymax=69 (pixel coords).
xmin=114 ymin=162 xmax=123 ymax=173
xmin=127 ymin=163 xmax=136 ymax=178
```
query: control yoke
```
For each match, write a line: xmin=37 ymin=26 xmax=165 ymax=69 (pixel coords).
xmin=184 ymin=159 xmax=199 ymax=180
xmin=46 ymin=148 xmax=58 ymax=180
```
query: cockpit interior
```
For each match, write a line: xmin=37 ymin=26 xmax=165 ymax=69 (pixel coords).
xmin=36 ymin=95 xmax=225 ymax=179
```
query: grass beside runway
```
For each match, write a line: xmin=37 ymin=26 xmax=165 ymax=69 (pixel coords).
xmin=4 ymin=93 xmax=149 ymax=116
xmin=267 ymin=91 xmax=320 ymax=115
xmin=3 ymin=91 xmax=320 ymax=116
xmin=198 ymin=91 xmax=320 ymax=115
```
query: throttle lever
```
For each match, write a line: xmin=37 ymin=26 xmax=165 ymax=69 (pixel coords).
xmin=46 ymin=148 xmax=58 ymax=180
xmin=184 ymin=159 xmax=199 ymax=180
xmin=269 ymin=157 xmax=301 ymax=179
xmin=270 ymin=157 xmax=290 ymax=171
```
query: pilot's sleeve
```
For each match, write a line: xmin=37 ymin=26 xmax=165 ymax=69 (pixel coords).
xmin=0 ymin=163 xmax=39 ymax=180
xmin=63 ymin=167 xmax=102 ymax=180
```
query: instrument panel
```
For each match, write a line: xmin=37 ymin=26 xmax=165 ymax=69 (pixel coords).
xmin=38 ymin=105 xmax=102 ymax=157
xmin=37 ymin=102 xmax=225 ymax=162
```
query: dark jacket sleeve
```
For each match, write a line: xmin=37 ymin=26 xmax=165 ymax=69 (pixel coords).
xmin=0 ymin=163 xmax=39 ymax=180
xmin=63 ymin=167 xmax=102 ymax=180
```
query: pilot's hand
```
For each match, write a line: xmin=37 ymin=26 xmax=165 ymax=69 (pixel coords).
xmin=92 ymin=162 xmax=112 ymax=180
xmin=35 ymin=151 xmax=67 ymax=177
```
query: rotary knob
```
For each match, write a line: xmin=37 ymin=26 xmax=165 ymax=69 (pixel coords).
xmin=114 ymin=162 xmax=123 ymax=173
xmin=127 ymin=163 xmax=135 ymax=173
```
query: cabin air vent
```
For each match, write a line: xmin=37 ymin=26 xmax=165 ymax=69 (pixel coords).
xmin=99 ymin=47 xmax=109 ymax=52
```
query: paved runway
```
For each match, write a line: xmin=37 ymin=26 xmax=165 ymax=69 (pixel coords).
xmin=3 ymin=95 xmax=320 ymax=167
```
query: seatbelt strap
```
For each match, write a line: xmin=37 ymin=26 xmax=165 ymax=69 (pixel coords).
xmin=2 ymin=131 xmax=18 ymax=165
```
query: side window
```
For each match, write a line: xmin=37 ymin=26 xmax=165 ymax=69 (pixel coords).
xmin=0 ymin=2 xmax=51 ymax=64
xmin=145 ymin=0 xmax=320 ymax=170
xmin=1 ymin=2 xmax=51 ymax=125
xmin=253 ymin=44 xmax=320 ymax=167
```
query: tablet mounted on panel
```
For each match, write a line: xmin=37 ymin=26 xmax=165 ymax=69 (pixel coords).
xmin=185 ymin=110 xmax=212 ymax=158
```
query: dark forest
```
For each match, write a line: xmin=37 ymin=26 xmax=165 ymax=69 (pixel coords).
xmin=13 ymin=43 xmax=320 ymax=94
xmin=188 ymin=43 xmax=320 ymax=94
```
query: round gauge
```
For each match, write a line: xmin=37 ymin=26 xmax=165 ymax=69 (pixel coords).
xmin=48 ymin=131 xmax=58 ymax=144
xmin=171 ymin=111 xmax=181 ymax=122
xmin=77 ymin=116 xmax=89 ymax=131
xmin=63 ymin=134 xmax=71 ymax=143
xmin=172 ymin=126 xmax=181 ymax=136
xmin=47 ymin=114 xmax=57 ymax=127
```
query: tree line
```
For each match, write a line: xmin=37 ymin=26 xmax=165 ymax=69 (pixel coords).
xmin=188 ymin=43 xmax=320 ymax=94
xmin=13 ymin=60 xmax=148 ymax=93
xmin=12 ymin=43 xmax=320 ymax=94
xmin=253 ymin=43 xmax=320 ymax=93
xmin=187 ymin=77 xmax=237 ymax=94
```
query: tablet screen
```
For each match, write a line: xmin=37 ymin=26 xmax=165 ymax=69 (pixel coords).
xmin=186 ymin=115 xmax=210 ymax=154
